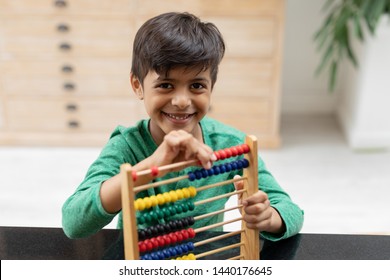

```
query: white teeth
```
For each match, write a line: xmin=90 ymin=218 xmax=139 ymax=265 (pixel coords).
xmin=165 ymin=113 xmax=191 ymax=120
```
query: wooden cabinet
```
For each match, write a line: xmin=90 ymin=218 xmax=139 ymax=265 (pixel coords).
xmin=0 ymin=0 xmax=284 ymax=148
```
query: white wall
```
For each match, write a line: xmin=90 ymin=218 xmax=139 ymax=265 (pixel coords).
xmin=281 ymin=0 xmax=339 ymax=115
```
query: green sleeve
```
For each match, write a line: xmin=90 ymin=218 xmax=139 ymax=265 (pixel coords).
xmin=257 ymin=156 xmax=304 ymax=241
xmin=61 ymin=135 xmax=128 ymax=238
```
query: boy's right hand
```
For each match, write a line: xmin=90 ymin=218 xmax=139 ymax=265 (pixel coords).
xmin=151 ymin=130 xmax=217 ymax=171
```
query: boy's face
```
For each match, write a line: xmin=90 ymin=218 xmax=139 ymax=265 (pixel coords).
xmin=131 ymin=66 xmax=212 ymax=145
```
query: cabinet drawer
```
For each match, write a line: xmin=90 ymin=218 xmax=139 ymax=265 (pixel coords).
xmin=5 ymin=96 xmax=144 ymax=133
xmin=216 ymin=58 xmax=273 ymax=97
xmin=0 ymin=17 xmax=133 ymax=57
xmin=0 ymin=0 xmax=134 ymax=16
xmin=137 ymin=0 xmax=282 ymax=17
xmin=2 ymin=76 xmax=130 ymax=97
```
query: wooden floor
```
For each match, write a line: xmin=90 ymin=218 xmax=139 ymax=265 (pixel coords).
xmin=1 ymin=115 xmax=389 ymax=235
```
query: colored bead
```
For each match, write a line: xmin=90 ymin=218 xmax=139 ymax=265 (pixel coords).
xmin=187 ymin=172 xmax=196 ymax=181
xmin=181 ymin=229 xmax=189 ymax=239
xmin=195 ymin=170 xmax=202 ymax=180
xmin=175 ymin=189 xmax=184 ymax=200
xmin=150 ymin=237 xmax=159 ymax=248
xmin=187 ymin=228 xmax=196 ymax=238
xmin=188 ymin=253 xmax=196 ymax=260
xmin=162 ymin=248 xmax=171 ymax=258
xmin=150 ymin=252 xmax=158 ymax=260
xmin=230 ymin=147 xmax=238 ymax=157
xmin=207 ymin=168 xmax=214 ymax=176
xmin=156 ymin=236 xmax=165 ymax=247
xmin=139 ymin=242 xmax=147 ymax=253
xmin=182 ymin=188 xmax=190 ymax=198
xmin=168 ymin=233 xmax=177 ymax=244
xmin=150 ymin=211 xmax=158 ymax=221
xmin=188 ymin=186 xmax=197 ymax=197
xmin=225 ymin=163 xmax=232 ymax=172
xmin=143 ymin=197 xmax=152 ymax=209
xmin=163 ymin=192 xmax=171 ymax=203
xmin=181 ymin=203 xmax=189 ymax=212
xmin=174 ymin=204 xmax=183 ymax=213
xmin=231 ymin=162 xmax=237 ymax=170
xmin=242 ymin=158 xmax=249 ymax=168
xmin=175 ymin=244 xmax=183 ymax=255
xmin=169 ymin=190 xmax=178 ymax=202
xmin=241 ymin=144 xmax=250 ymax=153
xmin=236 ymin=160 xmax=243 ymax=169
xmin=156 ymin=209 xmax=164 ymax=219
xmin=150 ymin=166 xmax=159 ymax=177
xmin=138 ymin=230 xmax=146 ymax=240
xmin=156 ymin=194 xmax=165 ymax=205
xmin=135 ymin=198 xmax=145 ymax=211
xmin=201 ymin=169 xmax=208 ymax=178
xmin=219 ymin=150 xmax=227 ymax=160
xmin=137 ymin=215 xmax=145 ymax=224
xmin=212 ymin=166 xmax=220 ymax=175
xmin=131 ymin=170 xmax=137 ymax=181
xmin=224 ymin=148 xmax=232 ymax=158
xmin=168 ymin=205 xmax=177 ymax=215
xmin=187 ymin=242 xmax=195 ymax=251
xmin=149 ymin=195 xmax=158 ymax=207
xmin=219 ymin=164 xmax=226 ymax=173
xmin=214 ymin=151 xmax=220 ymax=160
xmin=188 ymin=202 xmax=195 ymax=211
xmin=237 ymin=146 xmax=244 ymax=155
xmin=144 ymin=212 xmax=152 ymax=223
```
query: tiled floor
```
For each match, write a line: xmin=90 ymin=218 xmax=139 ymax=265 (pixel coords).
xmin=1 ymin=115 xmax=389 ymax=235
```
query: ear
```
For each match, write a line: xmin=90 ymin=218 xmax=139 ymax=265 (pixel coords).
xmin=130 ymin=73 xmax=143 ymax=100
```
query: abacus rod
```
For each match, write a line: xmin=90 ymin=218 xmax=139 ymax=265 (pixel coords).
xmin=194 ymin=217 xmax=242 ymax=233
xmin=136 ymin=159 xmax=198 ymax=177
xmin=228 ymin=255 xmax=243 ymax=260
xmin=196 ymin=176 xmax=247 ymax=192
xmin=194 ymin=205 xmax=243 ymax=221
xmin=194 ymin=189 xmax=245 ymax=206
xmin=194 ymin=229 xmax=244 ymax=247
xmin=195 ymin=242 xmax=244 ymax=259
xmin=134 ymin=174 xmax=188 ymax=193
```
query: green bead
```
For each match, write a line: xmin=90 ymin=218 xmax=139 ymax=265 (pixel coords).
xmin=181 ymin=203 xmax=189 ymax=212
xmin=174 ymin=204 xmax=183 ymax=214
xmin=144 ymin=212 xmax=152 ymax=223
xmin=156 ymin=208 xmax=164 ymax=219
xmin=188 ymin=202 xmax=195 ymax=211
xmin=137 ymin=215 xmax=145 ymax=225
xmin=150 ymin=211 xmax=158 ymax=220
xmin=168 ymin=205 xmax=177 ymax=215
xmin=162 ymin=207 xmax=170 ymax=217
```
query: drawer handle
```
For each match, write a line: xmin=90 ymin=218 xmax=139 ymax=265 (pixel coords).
xmin=66 ymin=104 xmax=78 ymax=111
xmin=59 ymin=42 xmax=72 ymax=51
xmin=61 ymin=65 xmax=74 ymax=73
xmin=57 ymin=23 xmax=70 ymax=32
xmin=68 ymin=121 xmax=79 ymax=128
xmin=63 ymin=83 xmax=75 ymax=91
xmin=54 ymin=0 xmax=67 ymax=8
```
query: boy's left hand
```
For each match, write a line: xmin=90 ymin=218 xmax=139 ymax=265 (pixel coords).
xmin=233 ymin=175 xmax=285 ymax=234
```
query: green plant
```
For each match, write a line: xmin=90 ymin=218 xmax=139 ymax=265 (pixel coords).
xmin=314 ymin=0 xmax=390 ymax=92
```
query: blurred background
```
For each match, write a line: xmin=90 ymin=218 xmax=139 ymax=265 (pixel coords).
xmin=1 ymin=0 xmax=389 ymax=235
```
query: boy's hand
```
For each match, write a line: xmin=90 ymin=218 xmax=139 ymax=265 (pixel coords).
xmin=151 ymin=130 xmax=217 ymax=171
xmin=234 ymin=175 xmax=285 ymax=234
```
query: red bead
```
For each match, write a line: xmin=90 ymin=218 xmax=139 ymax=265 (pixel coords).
xmin=175 ymin=232 xmax=183 ymax=242
xmin=241 ymin=144 xmax=250 ymax=153
xmin=131 ymin=170 xmax=137 ymax=181
xmin=181 ymin=229 xmax=189 ymax=239
xmin=144 ymin=240 xmax=153 ymax=251
xmin=150 ymin=166 xmax=159 ymax=177
xmin=139 ymin=242 xmax=147 ymax=253
xmin=230 ymin=147 xmax=238 ymax=157
xmin=237 ymin=146 xmax=244 ymax=155
xmin=156 ymin=236 xmax=165 ymax=247
xmin=150 ymin=237 xmax=159 ymax=249
xmin=169 ymin=233 xmax=177 ymax=244
xmin=214 ymin=151 xmax=220 ymax=160
xmin=187 ymin=228 xmax=196 ymax=238
xmin=163 ymin=235 xmax=171 ymax=246
xmin=224 ymin=148 xmax=232 ymax=158
xmin=219 ymin=150 xmax=227 ymax=160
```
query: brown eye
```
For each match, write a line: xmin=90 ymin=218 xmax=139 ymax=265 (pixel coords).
xmin=191 ymin=83 xmax=204 ymax=90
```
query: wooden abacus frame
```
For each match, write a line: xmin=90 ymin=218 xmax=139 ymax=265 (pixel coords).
xmin=120 ymin=135 xmax=259 ymax=260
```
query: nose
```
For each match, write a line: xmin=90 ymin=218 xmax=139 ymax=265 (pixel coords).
xmin=172 ymin=90 xmax=192 ymax=109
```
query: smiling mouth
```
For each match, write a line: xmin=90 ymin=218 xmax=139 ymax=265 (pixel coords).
xmin=162 ymin=112 xmax=196 ymax=121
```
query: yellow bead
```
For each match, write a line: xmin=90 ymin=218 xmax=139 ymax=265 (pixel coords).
xmin=156 ymin=194 xmax=165 ymax=205
xmin=182 ymin=188 xmax=190 ymax=198
xmin=182 ymin=255 xmax=188 ymax=260
xmin=149 ymin=195 xmax=158 ymax=207
xmin=188 ymin=186 xmax=197 ymax=197
xmin=188 ymin=253 xmax=196 ymax=260
xmin=135 ymin=198 xmax=145 ymax=211
xmin=143 ymin=197 xmax=152 ymax=209
xmin=176 ymin=257 xmax=182 ymax=260
xmin=175 ymin=189 xmax=184 ymax=200
xmin=163 ymin=192 xmax=171 ymax=203
xmin=169 ymin=190 xmax=178 ymax=202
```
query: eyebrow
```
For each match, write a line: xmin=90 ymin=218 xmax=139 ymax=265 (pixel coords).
xmin=155 ymin=76 xmax=210 ymax=85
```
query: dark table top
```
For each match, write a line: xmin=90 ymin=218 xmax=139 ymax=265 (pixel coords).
xmin=1 ymin=226 xmax=389 ymax=260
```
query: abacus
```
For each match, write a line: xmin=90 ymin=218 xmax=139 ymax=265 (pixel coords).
xmin=120 ymin=135 xmax=259 ymax=260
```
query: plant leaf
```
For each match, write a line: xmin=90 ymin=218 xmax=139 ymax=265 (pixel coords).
xmin=329 ymin=60 xmax=338 ymax=92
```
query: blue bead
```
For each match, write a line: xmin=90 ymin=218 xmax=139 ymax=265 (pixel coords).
xmin=213 ymin=166 xmax=220 ymax=175
xmin=175 ymin=245 xmax=183 ymax=255
xmin=150 ymin=252 xmax=159 ymax=260
xmin=187 ymin=242 xmax=195 ymax=251
xmin=242 ymin=159 xmax=249 ymax=168
xmin=201 ymin=169 xmax=208 ymax=178
xmin=188 ymin=172 xmax=196 ymax=181
xmin=169 ymin=247 xmax=177 ymax=256
xmin=231 ymin=162 xmax=237 ymax=170
xmin=195 ymin=170 xmax=202 ymax=180
xmin=225 ymin=163 xmax=232 ymax=172
xmin=207 ymin=168 xmax=214 ymax=176
xmin=181 ymin=243 xmax=189 ymax=253
xmin=162 ymin=248 xmax=171 ymax=258
xmin=157 ymin=251 xmax=165 ymax=260
xmin=219 ymin=165 xmax=226 ymax=173
xmin=236 ymin=160 xmax=243 ymax=169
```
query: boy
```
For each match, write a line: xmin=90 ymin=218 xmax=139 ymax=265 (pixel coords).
xmin=62 ymin=12 xmax=304 ymax=241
